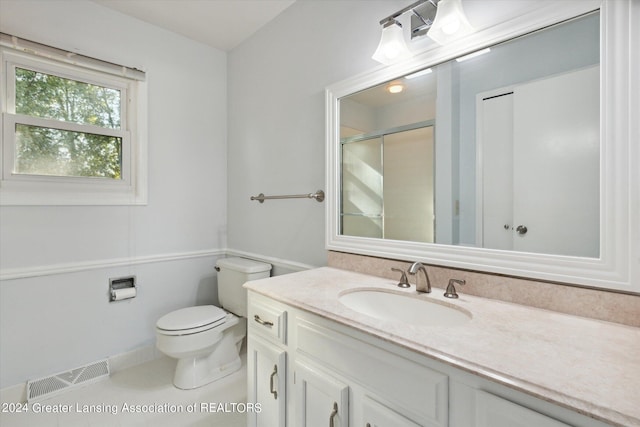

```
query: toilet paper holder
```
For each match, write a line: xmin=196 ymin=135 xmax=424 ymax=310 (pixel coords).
xmin=109 ymin=276 xmax=136 ymax=302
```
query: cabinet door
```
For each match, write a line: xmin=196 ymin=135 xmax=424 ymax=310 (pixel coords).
xmin=476 ymin=391 xmax=571 ymax=427
xmin=296 ymin=360 xmax=350 ymax=427
xmin=362 ymin=396 xmax=421 ymax=427
xmin=247 ymin=335 xmax=286 ymax=427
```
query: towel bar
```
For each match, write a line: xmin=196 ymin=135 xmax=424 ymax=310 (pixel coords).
xmin=250 ymin=190 xmax=324 ymax=203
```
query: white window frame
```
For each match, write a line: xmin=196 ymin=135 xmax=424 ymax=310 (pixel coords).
xmin=0 ymin=45 xmax=147 ymax=205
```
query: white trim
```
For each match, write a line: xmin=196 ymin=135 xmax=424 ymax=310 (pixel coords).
xmin=0 ymin=249 xmax=226 ymax=281
xmin=326 ymin=1 xmax=637 ymax=292
xmin=0 ymin=248 xmax=317 ymax=281
xmin=108 ymin=344 xmax=162 ymax=374
xmin=0 ymin=32 xmax=145 ymax=81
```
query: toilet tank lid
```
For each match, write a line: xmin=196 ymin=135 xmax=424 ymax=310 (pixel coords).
xmin=216 ymin=257 xmax=272 ymax=274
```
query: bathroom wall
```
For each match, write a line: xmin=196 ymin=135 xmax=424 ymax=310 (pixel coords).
xmin=0 ymin=1 xmax=227 ymax=388
xmin=226 ymin=0 xmax=567 ymax=269
xmin=226 ymin=1 xmax=403 ymax=269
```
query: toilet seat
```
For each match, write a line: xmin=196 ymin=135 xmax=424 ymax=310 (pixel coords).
xmin=157 ymin=306 xmax=229 ymax=336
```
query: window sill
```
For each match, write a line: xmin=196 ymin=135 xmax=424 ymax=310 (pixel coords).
xmin=0 ymin=178 xmax=147 ymax=206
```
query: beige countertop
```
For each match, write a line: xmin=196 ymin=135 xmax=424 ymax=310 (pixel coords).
xmin=244 ymin=267 xmax=640 ymax=427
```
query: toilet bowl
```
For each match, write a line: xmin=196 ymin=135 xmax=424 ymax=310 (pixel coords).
xmin=156 ymin=305 xmax=247 ymax=389
xmin=155 ymin=257 xmax=271 ymax=389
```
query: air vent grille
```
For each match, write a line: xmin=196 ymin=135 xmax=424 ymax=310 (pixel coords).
xmin=27 ymin=359 xmax=109 ymax=402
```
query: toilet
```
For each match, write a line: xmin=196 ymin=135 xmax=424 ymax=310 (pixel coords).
xmin=156 ymin=257 xmax=271 ymax=389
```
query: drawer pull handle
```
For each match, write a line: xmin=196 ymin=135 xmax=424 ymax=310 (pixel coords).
xmin=329 ymin=402 xmax=338 ymax=427
xmin=269 ymin=364 xmax=278 ymax=399
xmin=254 ymin=314 xmax=274 ymax=327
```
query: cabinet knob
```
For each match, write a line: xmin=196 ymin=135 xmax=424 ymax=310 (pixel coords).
xmin=516 ymin=225 xmax=528 ymax=235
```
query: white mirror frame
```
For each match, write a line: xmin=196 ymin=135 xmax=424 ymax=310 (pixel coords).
xmin=326 ymin=0 xmax=639 ymax=292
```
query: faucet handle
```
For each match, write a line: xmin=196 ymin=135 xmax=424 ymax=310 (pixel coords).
xmin=391 ymin=268 xmax=411 ymax=288
xmin=444 ymin=279 xmax=466 ymax=299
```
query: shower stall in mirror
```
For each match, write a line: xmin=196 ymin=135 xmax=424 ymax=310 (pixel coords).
xmin=341 ymin=123 xmax=435 ymax=242
xmin=339 ymin=63 xmax=437 ymax=243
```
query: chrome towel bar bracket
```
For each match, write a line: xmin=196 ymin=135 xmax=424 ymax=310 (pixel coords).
xmin=250 ymin=190 xmax=325 ymax=203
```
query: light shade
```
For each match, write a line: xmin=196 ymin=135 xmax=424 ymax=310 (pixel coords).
xmin=372 ymin=20 xmax=412 ymax=65
xmin=427 ymin=0 xmax=474 ymax=45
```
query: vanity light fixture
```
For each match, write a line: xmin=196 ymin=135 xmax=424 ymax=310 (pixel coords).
xmin=427 ymin=0 xmax=474 ymax=45
xmin=372 ymin=19 xmax=413 ymax=65
xmin=372 ymin=0 xmax=474 ymax=65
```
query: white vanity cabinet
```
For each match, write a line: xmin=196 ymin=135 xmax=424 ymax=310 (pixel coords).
xmin=246 ymin=291 xmax=612 ymax=427
xmin=295 ymin=317 xmax=448 ymax=427
xmin=247 ymin=291 xmax=447 ymax=427
xmin=247 ymin=295 xmax=288 ymax=427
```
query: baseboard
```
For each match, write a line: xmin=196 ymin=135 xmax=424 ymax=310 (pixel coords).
xmin=108 ymin=343 xmax=163 ymax=374
xmin=0 ymin=382 xmax=25 ymax=405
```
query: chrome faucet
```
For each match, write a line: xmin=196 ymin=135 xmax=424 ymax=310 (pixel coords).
xmin=408 ymin=262 xmax=431 ymax=293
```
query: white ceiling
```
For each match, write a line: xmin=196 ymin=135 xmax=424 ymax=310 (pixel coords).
xmin=92 ymin=0 xmax=297 ymax=51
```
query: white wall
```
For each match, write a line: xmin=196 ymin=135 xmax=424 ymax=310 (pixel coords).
xmin=0 ymin=0 xmax=227 ymax=388
xmin=227 ymin=0 xmax=412 ymax=269
xmin=225 ymin=0 xmax=558 ymax=268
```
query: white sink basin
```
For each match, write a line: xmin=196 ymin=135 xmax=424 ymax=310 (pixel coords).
xmin=339 ymin=289 xmax=471 ymax=327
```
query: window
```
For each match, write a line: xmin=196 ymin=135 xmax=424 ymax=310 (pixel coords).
xmin=1 ymin=36 xmax=147 ymax=205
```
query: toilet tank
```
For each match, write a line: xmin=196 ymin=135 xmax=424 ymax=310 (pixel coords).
xmin=215 ymin=257 xmax=271 ymax=317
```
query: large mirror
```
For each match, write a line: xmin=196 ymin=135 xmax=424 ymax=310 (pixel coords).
xmin=326 ymin=1 xmax=635 ymax=292
xmin=340 ymin=12 xmax=599 ymax=258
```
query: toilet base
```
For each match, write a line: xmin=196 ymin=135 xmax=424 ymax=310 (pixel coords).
xmin=172 ymin=331 xmax=243 ymax=390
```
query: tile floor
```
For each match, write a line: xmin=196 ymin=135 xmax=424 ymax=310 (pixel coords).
xmin=0 ymin=353 xmax=248 ymax=426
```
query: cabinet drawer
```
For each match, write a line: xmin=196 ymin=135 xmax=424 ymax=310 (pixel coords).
xmin=248 ymin=300 xmax=288 ymax=344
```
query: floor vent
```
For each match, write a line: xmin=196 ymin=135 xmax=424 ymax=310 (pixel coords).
xmin=27 ymin=359 xmax=110 ymax=402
